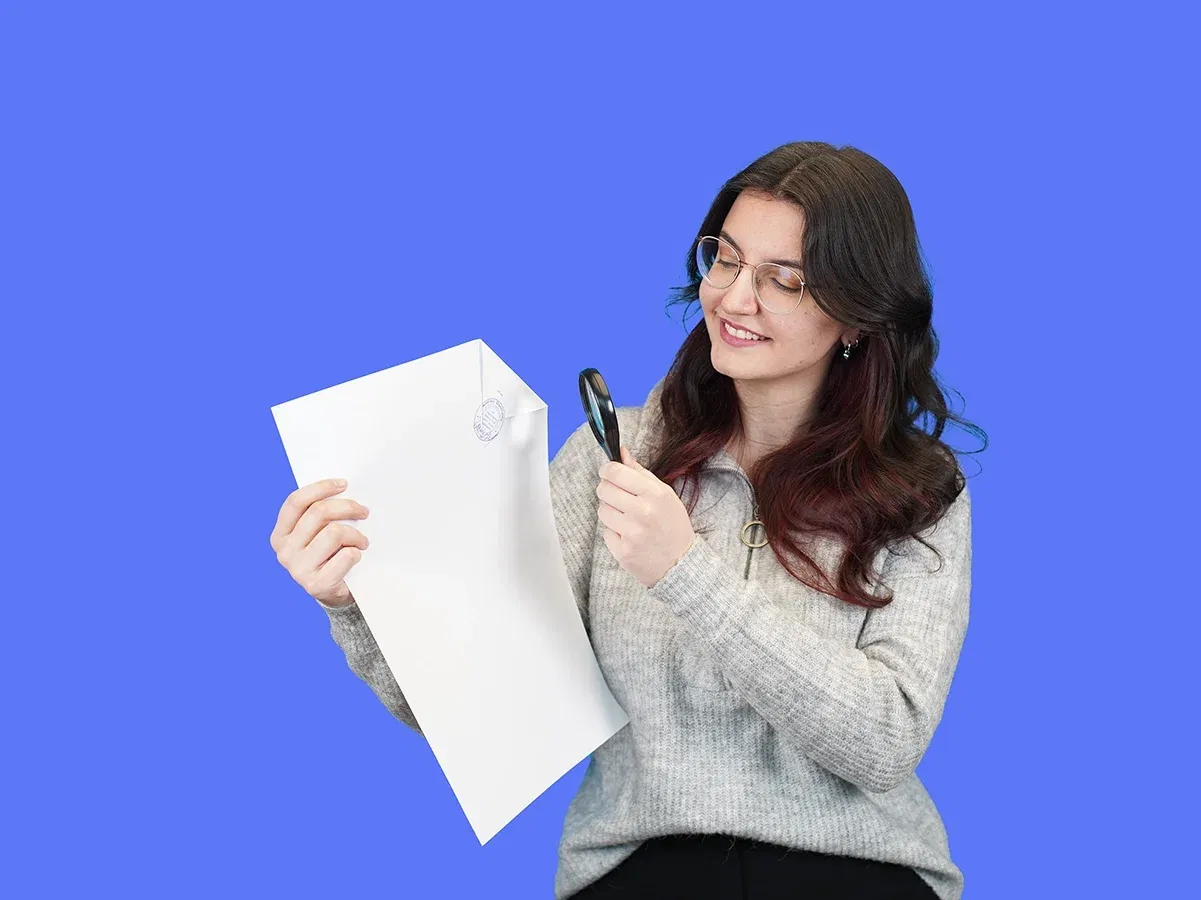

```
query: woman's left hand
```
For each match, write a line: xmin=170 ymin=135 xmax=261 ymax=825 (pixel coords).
xmin=596 ymin=446 xmax=696 ymax=588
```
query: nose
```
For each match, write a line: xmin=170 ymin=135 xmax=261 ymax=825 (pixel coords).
xmin=717 ymin=265 xmax=760 ymax=316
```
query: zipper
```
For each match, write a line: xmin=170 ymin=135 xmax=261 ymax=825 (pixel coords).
xmin=740 ymin=500 xmax=766 ymax=579
xmin=704 ymin=453 xmax=766 ymax=580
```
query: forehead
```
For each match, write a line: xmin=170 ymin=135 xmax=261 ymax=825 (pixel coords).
xmin=722 ymin=191 xmax=806 ymax=254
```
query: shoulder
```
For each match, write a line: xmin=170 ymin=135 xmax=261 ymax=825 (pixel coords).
xmin=915 ymin=457 xmax=973 ymax=540
xmin=882 ymin=467 xmax=973 ymax=576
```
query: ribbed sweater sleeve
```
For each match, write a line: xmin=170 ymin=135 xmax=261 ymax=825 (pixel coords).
xmin=646 ymin=483 xmax=972 ymax=793
xmin=317 ymin=598 xmax=425 ymax=735
xmin=547 ymin=420 xmax=608 ymax=637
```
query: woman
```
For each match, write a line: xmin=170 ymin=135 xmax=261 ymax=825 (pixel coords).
xmin=269 ymin=141 xmax=985 ymax=900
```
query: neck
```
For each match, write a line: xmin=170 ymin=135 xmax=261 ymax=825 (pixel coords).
xmin=727 ymin=374 xmax=823 ymax=471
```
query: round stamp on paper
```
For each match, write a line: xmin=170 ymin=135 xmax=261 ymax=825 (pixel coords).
xmin=473 ymin=396 xmax=505 ymax=442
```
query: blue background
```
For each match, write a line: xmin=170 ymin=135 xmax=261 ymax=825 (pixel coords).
xmin=2 ymin=2 xmax=1196 ymax=897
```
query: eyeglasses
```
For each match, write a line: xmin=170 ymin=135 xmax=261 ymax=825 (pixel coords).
xmin=695 ymin=235 xmax=807 ymax=315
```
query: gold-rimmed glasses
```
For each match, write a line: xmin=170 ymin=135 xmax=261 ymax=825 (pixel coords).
xmin=695 ymin=235 xmax=807 ymax=314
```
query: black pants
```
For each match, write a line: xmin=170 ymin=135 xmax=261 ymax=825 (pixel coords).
xmin=570 ymin=834 xmax=939 ymax=900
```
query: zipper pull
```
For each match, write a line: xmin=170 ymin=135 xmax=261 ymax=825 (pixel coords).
xmin=740 ymin=515 xmax=767 ymax=549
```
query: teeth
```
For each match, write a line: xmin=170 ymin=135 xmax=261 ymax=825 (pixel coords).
xmin=725 ymin=322 xmax=765 ymax=341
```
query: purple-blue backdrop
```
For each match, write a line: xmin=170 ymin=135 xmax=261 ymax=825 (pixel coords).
xmin=2 ymin=2 xmax=1195 ymax=898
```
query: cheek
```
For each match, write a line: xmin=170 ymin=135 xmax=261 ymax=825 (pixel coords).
xmin=775 ymin=315 xmax=836 ymax=354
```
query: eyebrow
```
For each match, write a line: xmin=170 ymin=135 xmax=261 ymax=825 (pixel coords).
xmin=719 ymin=230 xmax=804 ymax=270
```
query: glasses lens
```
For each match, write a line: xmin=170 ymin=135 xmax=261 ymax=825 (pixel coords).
xmin=755 ymin=264 xmax=805 ymax=314
xmin=697 ymin=237 xmax=739 ymax=288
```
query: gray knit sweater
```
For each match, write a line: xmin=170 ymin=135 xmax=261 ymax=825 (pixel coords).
xmin=318 ymin=378 xmax=972 ymax=899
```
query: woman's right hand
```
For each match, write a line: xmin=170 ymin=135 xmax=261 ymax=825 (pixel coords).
xmin=270 ymin=478 xmax=371 ymax=608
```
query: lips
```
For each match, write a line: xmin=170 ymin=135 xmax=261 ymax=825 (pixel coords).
xmin=720 ymin=317 xmax=769 ymax=339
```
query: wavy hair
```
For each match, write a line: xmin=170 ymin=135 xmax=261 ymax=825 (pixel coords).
xmin=647 ymin=141 xmax=987 ymax=609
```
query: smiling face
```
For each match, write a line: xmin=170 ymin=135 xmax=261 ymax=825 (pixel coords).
xmin=700 ymin=190 xmax=858 ymax=388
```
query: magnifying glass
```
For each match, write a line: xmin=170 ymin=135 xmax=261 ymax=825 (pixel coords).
xmin=579 ymin=367 xmax=621 ymax=462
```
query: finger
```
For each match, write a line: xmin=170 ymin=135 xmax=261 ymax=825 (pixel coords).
xmin=601 ymin=517 xmax=624 ymax=547
xmin=272 ymin=478 xmax=347 ymax=549
xmin=290 ymin=498 xmax=370 ymax=552
xmin=300 ymin=521 xmax=370 ymax=573
xmin=316 ymin=545 xmax=364 ymax=588
xmin=602 ymin=526 xmax=622 ymax=559
xmin=598 ymin=459 xmax=652 ymax=496
xmin=596 ymin=478 xmax=638 ymax=513
xmin=597 ymin=499 xmax=625 ymax=536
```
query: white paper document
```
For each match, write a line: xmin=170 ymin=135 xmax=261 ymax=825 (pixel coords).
xmin=270 ymin=339 xmax=629 ymax=844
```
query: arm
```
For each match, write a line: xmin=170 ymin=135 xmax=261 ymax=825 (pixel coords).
xmin=547 ymin=420 xmax=610 ymax=638
xmin=647 ymin=483 xmax=972 ymax=793
xmin=318 ymin=597 xmax=425 ymax=736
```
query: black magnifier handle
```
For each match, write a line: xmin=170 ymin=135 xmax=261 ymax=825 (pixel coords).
xmin=578 ymin=367 xmax=621 ymax=463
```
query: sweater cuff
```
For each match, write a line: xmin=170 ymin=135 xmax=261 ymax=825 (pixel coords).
xmin=647 ymin=533 xmax=755 ymax=643
xmin=318 ymin=598 xmax=377 ymax=649
xmin=315 ymin=595 xmax=356 ymax=613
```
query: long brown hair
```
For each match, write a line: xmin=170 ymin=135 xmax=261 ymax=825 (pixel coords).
xmin=648 ymin=141 xmax=987 ymax=609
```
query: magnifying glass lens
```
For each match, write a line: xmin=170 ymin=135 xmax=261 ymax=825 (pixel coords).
xmin=579 ymin=367 xmax=621 ymax=462
xmin=587 ymin=389 xmax=604 ymax=433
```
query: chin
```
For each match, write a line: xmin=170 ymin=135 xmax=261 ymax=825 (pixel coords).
xmin=704 ymin=313 xmax=771 ymax=378
xmin=710 ymin=343 xmax=768 ymax=381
